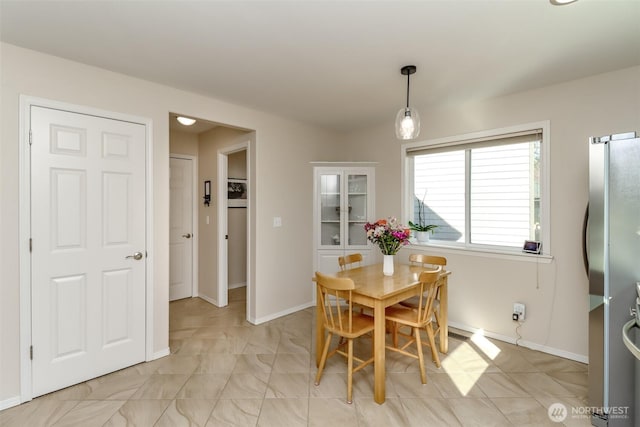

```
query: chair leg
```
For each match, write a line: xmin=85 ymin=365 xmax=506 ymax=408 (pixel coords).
xmin=425 ymin=324 xmax=441 ymax=368
xmin=347 ymin=338 xmax=354 ymax=404
xmin=414 ymin=327 xmax=427 ymax=384
xmin=433 ymin=309 xmax=442 ymax=338
xmin=315 ymin=332 xmax=333 ymax=385
xmin=392 ymin=322 xmax=399 ymax=348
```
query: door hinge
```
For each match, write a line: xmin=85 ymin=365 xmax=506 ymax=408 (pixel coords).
xmin=29 ymin=129 xmax=33 ymax=145
xmin=29 ymin=238 xmax=32 ymax=252
xmin=30 ymin=345 xmax=33 ymax=360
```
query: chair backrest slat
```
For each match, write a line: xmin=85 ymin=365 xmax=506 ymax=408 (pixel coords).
xmin=338 ymin=253 xmax=363 ymax=271
xmin=415 ymin=267 xmax=442 ymax=324
xmin=409 ymin=253 xmax=446 ymax=269
xmin=315 ymin=271 xmax=356 ymax=333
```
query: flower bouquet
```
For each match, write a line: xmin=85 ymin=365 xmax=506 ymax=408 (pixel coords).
xmin=364 ymin=217 xmax=411 ymax=255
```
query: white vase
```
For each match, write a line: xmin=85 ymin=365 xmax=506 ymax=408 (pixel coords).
xmin=416 ymin=231 xmax=430 ymax=243
xmin=383 ymin=254 xmax=394 ymax=276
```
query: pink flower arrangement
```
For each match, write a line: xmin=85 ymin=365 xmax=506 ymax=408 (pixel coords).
xmin=364 ymin=217 xmax=411 ymax=255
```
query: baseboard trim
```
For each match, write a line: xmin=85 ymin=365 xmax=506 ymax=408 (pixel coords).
xmin=0 ymin=396 xmax=22 ymax=412
xmin=250 ymin=301 xmax=315 ymax=325
xmin=228 ymin=282 xmax=246 ymax=290
xmin=198 ymin=294 xmax=219 ymax=307
xmin=520 ymin=340 xmax=588 ymax=364
xmin=151 ymin=347 xmax=170 ymax=361
xmin=448 ymin=321 xmax=588 ymax=364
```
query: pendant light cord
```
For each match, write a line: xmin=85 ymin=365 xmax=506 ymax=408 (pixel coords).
xmin=406 ymin=73 xmax=410 ymax=109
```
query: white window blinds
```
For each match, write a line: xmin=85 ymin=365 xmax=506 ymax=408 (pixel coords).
xmin=410 ymin=129 xmax=542 ymax=248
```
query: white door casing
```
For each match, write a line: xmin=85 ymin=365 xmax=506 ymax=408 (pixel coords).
xmin=169 ymin=156 xmax=194 ymax=301
xmin=29 ymin=105 xmax=147 ymax=397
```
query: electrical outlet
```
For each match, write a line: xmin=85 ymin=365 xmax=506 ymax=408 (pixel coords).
xmin=513 ymin=302 xmax=526 ymax=321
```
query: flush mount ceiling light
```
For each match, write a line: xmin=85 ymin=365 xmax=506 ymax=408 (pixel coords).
xmin=550 ymin=0 xmax=578 ymax=5
xmin=395 ymin=65 xmax=421 ymax=140
xmin=176 ymin=116 xmax=196 ymax=126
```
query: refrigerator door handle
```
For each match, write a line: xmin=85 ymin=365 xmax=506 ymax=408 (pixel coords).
xmin=622 ymin=319 xmax=640 ymax=361
xmin=582 ymin=203 xmax=589 ymax=278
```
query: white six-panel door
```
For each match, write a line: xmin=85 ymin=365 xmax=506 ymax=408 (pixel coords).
xmin=169 ymin=156 xmax=194 ymax=301
xmin=30 ymin=106 xmax=146 ymax=397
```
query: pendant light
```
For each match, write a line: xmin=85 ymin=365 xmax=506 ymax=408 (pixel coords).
xmin=395 ymin=65 xmax=420 ymax=140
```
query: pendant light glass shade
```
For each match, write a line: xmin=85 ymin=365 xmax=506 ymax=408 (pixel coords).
xmin=395 ymin=65 xmax=420 ymax=140
xmin=395 ymin=107 xmax=420 ymax=140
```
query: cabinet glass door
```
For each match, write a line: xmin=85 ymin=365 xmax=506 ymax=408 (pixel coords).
xmin=319 ymin=173 xmax=341 ymax=246
xmin=347 ymin=174 xmax=368 ymax=246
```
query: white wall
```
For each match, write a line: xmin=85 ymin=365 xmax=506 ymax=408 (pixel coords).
xmin=342 ymin=66 xmax=640 ymax=361
xmin=169 ymin=129 xmax=199 ymax=157
xmin=0 ymin=43 xmax=339 ymax=404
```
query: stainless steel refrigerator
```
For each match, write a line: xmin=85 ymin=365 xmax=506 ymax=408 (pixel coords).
xmin=588 ymin=131 xmax=640 ymax=427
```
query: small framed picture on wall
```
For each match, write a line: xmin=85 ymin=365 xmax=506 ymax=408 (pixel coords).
xmin=228 ymin=178 xmax=247 ymax=208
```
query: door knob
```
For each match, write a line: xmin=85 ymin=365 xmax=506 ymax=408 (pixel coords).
xmin=182 ymin=233 xmax=192 ymax=239
xmin=125 ymin=252 xmax=143 ymax=260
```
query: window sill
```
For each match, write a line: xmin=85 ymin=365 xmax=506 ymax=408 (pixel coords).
xmin=406 ymin=241 xmax=553 ymax=264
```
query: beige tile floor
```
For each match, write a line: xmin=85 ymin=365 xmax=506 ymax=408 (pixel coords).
xmin=1 ymin=287 xmax=591 ymax=426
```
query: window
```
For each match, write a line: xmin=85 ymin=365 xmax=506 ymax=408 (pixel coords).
xmin=403 ymin=122 xmax=549 ymax=254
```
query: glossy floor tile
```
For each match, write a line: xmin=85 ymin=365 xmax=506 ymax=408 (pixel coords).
xmin=0 ymin=287 xmax=592 ymax=426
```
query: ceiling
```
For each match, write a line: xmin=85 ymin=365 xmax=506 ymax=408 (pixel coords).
xmin=1 ymin=0 xmax=639 ymax=133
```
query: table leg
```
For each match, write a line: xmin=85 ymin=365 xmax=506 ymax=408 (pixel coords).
xmin=439 ymin=280 xmax=448 ymax=354
xmin=373 ymin=300 xmax=386 ymax=404
xmin=316 ymin=286 xmax=324 ymax=367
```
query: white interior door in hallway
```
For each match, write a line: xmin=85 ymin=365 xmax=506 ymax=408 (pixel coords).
xmin=169 ymin=156 xmax=194 ymax=301
xmin=30 ymin=106 xmax=147 ymax=397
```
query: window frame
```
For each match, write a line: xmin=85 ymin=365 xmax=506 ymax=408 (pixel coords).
xmin=401 ymin=121 xmax=551 ymax=259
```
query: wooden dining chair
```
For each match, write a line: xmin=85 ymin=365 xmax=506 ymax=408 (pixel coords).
xmin=401 ymin=254 xmax=447 ymax=337
xmin=385 ymin=267 xmax=442 ymax=384
xmin=408 ymin=253 xmax=446 ymax=268
xmin=314 ymin=271 xmax=375 ymax=404
xmin=338 ymin=253 xmax=363 ymax=271
xmin=338 ymin=253 xmax=367 ymax=315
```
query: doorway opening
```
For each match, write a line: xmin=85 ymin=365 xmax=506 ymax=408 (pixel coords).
xmin=168 ymin=113 xmax=253 ymax=321
xmin=217 ymin=141 xmax=251 ymax=317
xmin=226 ymin=150 xmax=248 ymax=293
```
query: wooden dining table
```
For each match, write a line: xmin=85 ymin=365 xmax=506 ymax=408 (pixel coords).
xmin=315 ymin=262 xmax=451 ymax=404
